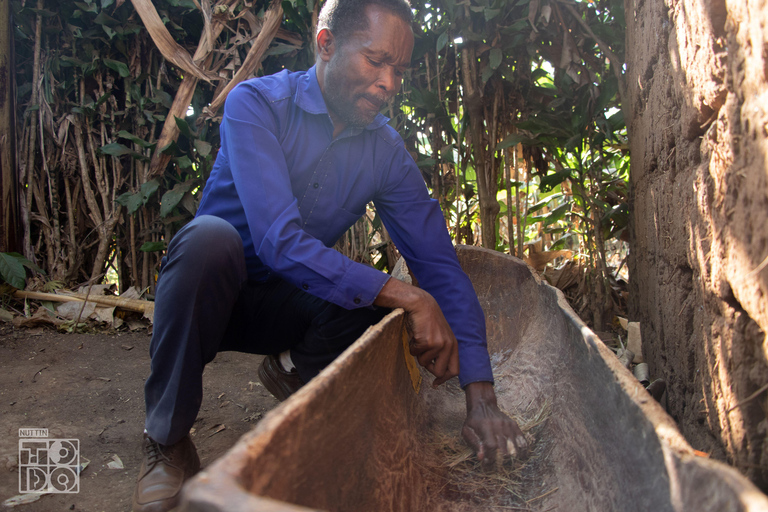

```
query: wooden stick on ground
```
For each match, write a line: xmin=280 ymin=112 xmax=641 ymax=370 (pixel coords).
xmin=14 ymin=290 xmax=153 ymax=314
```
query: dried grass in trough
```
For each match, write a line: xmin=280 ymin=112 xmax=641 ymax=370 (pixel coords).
xmin=425 ymin=400 xmax=553 ymax=510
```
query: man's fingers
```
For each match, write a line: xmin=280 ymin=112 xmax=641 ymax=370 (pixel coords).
xmin=506 ymin=438 xmax=517 ymax=458
xmin=431 ymin=349 xmax=451 ymax=379
xmin=461 ymin=425 xmax=485 ymax=461
xmin=503 ymin=419 xmax=529 ymax=459
xmin=449 ymin=341 xmax=459 ymax=376
xmin=432 ymin=347 xmax=459 ymax=386
xmin=515 ymin=435 xmax=529 ymax=459
xmin=416 ymin=347 xmax=440 ymax=367
xmin=497 ymin=434 xmax=510 ymax=458
xmin=432 ymin=371 xmax=453 ymax=387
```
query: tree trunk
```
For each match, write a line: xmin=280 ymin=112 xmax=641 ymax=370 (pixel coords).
xmin=460 ymin=43 xmax=498 ymax=249
xmin=0 ymin=0 xmax=20 ymax=253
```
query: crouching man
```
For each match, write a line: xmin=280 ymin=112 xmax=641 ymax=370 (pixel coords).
xmin=132 ymin=0 xmax=528 ymax=510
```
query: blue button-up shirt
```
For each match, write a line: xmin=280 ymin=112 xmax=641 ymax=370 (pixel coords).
xmin=197 ymin=66 xmax=493 ymax=386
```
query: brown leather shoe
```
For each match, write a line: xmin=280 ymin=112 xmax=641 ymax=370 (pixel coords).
xmin=257 ymin=354 xmax=305 ymax=401
xmin=132 ymin=433 xmax=200 ymax=512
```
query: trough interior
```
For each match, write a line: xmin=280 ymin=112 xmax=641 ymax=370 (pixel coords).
xmin=182 ymin=247 xmax=767 ymax=512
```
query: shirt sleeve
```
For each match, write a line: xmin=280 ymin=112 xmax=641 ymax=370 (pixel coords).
xmin=221 ymin=83 xmax=390 ymax=310
xmin=373 ymin=146 xmax=494 ymax=387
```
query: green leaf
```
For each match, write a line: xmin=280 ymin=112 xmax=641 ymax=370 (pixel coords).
xmin=117 ymin=130 xmax=155 ymax=149
xmin=116 ymin=192 xmax=143 ymax=215
xmin=484 ymin=8 xmax=500 ymax=20
xmin=530 ymin=67 xmax=549 ymax=82
xmin=194 ymin=139 xmax=212 ymax=157
xmin=139 ymin=241 xmax=166 ymax=253
xmin=100 ymin=142 xmax=133 ymax=157
xmin=608 ymin=110 xmax=624 ymax=129
xmin=0 ymin=253 xmax=27 ymax=290
xmin=102 ymin=25 xmax=116 ymax=39
xmin=437 ymin=31 xmax=449 ymax=52
xmin=93 ymin=11 xmax=118 ymax=26
xmin=443 ymin=0 xmax=456 ymax=18
xmin=116 ymin=179 xmax=160 ymax=215
xmin=439 ymin=145 xmax=455 ymax=163
xmin=174 ymin=116 xmax=195 ymax=138
xmin=175 ymin=155 xmax=193 ymax=169
xmin=160 ymin=181 xmax=194 ymax=217
xmin=74 ymin=1 xmax=98 ymax=13
xmin=103 ymin=58 xmax=130 ymax=77
xmin=489 ymin=48 xmax=502 ymax=70
xmin=550 ymin=233 xmax=577 ymax=251
xmin=416 ymin=158 xmax=436 ymax=168
xmin=481 ymin=65 xmax=494 ymax=84
xmin=179 ymin=192 xmax=198 ymax=216
xmin=497 ymin=133 xmax=525 ymax=151
xmin=94 ymin=91 xmax=111 ymax=108
xmin=152 ymin=90 xmax=173 ymax=109
xmin=528 ymin=198 xmax=550 ymax=215
xmin=59 ymin=55 xmax=86 ymax=68
xmin=536 ymin=202 xmax=570 ymax=227
xmin=540 ymin=170 xmax=571 ymax=192
xmin=160 ymin=140 xmax=179 ymax=156
xmin=8 ymin=252 xmax=45 ymax=274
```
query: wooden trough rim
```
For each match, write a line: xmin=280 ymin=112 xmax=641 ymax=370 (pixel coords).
xmin=180 ymin=246 xmax=768 ymax=511
xmin=180 ymin=310 xmax=411 ymax=512
xmin=469 ymin=246 xmax=768 ymax=509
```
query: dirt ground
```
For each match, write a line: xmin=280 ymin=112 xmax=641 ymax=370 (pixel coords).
xmin=0 ymin=324 xmax=280 ymax=512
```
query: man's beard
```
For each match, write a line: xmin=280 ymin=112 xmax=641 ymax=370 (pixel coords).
xmin=326 ymin=87 xmax=384 ymax=128
xmin=324 ymin=81 xmax=387 ymax=129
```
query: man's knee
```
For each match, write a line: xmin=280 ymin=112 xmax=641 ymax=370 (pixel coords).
xmin=165 ymin=216 xmax=245 ymax=273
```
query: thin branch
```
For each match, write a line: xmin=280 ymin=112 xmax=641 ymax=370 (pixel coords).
xmin=726 ymin=383 xmax=768 ymax=413
xmin=204 ymin=0 xmax=284 ymax=115
xmin=559 ymin=1 xmax=627 ymax=114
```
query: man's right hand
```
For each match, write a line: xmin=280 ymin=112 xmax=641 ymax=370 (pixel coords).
xmin=374 ymin=277 xmax=459 ymax=386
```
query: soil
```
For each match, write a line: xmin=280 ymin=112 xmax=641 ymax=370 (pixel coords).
xmin=0 ymin=324 xmax=280 ymax=512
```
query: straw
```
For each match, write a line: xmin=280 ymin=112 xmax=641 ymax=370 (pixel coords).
xmin=425 ymin=399 xmax=555 ymax=510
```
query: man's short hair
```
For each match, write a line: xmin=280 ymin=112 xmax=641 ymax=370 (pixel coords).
xmin=317 ymin=0 xmax=413 ymax=45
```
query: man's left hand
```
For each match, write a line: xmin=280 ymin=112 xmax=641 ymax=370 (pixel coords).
xmin=462 ymin=381 xmax=529 ymax=466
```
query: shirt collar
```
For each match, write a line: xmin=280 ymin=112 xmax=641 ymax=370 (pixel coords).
xmin=296 ymin=65 xmax=390 ymax=131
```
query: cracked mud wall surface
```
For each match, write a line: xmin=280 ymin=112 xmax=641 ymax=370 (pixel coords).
xmin=626 ymin=0 xmax=768 ymax=489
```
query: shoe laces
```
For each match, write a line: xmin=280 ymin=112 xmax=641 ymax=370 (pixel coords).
xmin=145 ymin=437 xmax=167 ymax=465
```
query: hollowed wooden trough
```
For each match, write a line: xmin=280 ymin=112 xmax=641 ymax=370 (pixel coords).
xmin=180 ymin=246 xmax=768 ymax=511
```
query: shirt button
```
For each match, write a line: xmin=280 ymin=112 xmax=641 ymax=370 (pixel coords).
xmin=353 ymin=297 xmax=361 ymax=305
xmin=313 ymin=183 xmax=319 ymax=189
xmin=302 ymin=283 xmax=309 ymax=290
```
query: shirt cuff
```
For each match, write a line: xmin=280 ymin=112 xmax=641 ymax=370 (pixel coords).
xmin=328 ymin=262 xmax=390 ymax=309
xmin=457 ymin=345 xmax=494 ymax=388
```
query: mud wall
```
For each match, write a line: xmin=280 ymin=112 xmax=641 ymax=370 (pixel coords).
xmin=625 ymin=0 xmax=768 ymax=489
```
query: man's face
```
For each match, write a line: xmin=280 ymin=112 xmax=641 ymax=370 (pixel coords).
xmin=321 ymin=5 xmax=414 ymax=130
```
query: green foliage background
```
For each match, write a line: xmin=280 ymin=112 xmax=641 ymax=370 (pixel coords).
xmin=11 ymin=0 xmax=628 ymax=326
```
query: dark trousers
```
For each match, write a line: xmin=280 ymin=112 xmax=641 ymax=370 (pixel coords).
xmin=144 ymin=215 xmax=388 ymax=445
